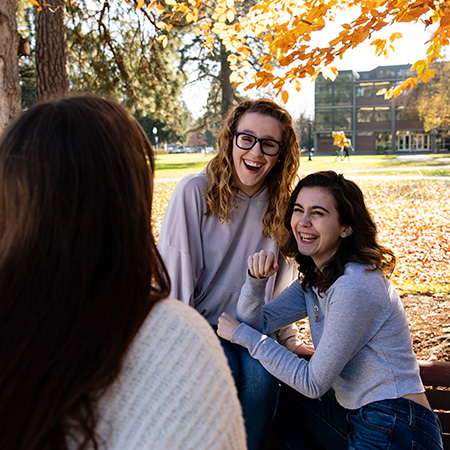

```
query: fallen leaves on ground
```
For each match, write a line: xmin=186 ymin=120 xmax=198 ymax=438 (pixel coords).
xmin=359 ymin=179 xmax=450 ymax=295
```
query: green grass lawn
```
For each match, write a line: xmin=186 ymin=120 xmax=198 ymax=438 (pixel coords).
xmin=155 ymin=152 xmax=450 ymax=179
xmin=153 ymin=153 xmax=450 ymax=295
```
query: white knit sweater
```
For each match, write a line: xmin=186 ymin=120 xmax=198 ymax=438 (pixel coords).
xmin=88 ymin=298 xmax=246 ymax=449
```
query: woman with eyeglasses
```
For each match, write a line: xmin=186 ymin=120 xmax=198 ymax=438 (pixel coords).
xmin=158 ymin=98 xmax=313 ymax=450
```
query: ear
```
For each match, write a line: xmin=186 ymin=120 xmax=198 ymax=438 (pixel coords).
xmin=340 ymin=226 xmax=353 ymax=238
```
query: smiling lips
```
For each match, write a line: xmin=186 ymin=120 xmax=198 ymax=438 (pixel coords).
xmin=299 ymin=233 xmax=318 ymax=243
xmin=243 ymin=159 xmax=264 ymax=172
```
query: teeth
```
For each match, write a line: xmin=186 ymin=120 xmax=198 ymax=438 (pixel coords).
xmin=301 ymin=234 xmax=317 ymax=241
xmin=245 ymin=160 xmax=263 ymax=169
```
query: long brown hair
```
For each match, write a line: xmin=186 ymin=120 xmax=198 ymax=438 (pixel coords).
xmin=282 ymin=171 xmax=396 ymax=293
xmin=205 ymin=98 xmax=300 ymax=242
xmin=0 ymin=95 xmax=170 ymax=449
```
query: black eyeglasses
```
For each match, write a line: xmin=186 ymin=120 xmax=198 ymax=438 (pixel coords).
xmin=234 ymin=132 xmax=283 ymax=156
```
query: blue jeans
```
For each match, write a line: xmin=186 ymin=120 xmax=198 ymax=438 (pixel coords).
xmin=273 ymin=384 xmax=443 ymax=450
xmin=218 ymin=337 xmax=280 ymax=450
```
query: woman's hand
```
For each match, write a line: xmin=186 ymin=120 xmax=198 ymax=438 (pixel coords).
xmin=217 ymin=313 xmax=241 ymax=341
xmin=248 ymin=250 xmax=279 ymax=279
xmin=293 ymin=342 xmax=315 ymax=357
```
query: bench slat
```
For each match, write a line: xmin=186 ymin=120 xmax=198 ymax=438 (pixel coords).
xmin=427 ymin=389 xmax=450 ymax=411
xmin=419 ymin=360 xmax=450 ymax=387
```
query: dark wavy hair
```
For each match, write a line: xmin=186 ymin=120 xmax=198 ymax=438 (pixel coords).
xmin=282 ymin=171 xmax=396 ymax=293
xmin=0 ymin=95 xmax=171 ymax=449
xmin=205 ymin=98 xmax=300 ymax=242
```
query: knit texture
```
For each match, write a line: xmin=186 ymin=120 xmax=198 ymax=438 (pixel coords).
xmin=92 ymin=298 xmax=246 ymax=449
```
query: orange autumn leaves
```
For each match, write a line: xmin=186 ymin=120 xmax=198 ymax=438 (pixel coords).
xmin=142 ymin=0 xmax=450 ymax=103
xmin=152 ymin=178 xmax=450 ymax=295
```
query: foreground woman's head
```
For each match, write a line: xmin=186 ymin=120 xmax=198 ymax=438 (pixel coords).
xmin=0 ymin=95 xmax=170 ymax=449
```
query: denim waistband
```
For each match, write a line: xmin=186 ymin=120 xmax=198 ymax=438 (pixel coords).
xmin=365 ymin=396 xmax=440 ymax=427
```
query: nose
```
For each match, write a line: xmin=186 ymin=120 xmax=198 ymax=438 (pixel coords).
xmin=297 ymin=213 xmax=311 ymax=227
xmin=248 ymin=140 xmax=264 ymax=157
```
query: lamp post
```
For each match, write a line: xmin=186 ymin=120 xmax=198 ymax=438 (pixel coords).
xmin=152 ymin=127 xmax=158 ymax=150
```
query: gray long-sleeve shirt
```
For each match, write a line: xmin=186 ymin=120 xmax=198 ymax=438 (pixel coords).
xmin=157 ymin=170 xmax=299 ymax=348
xmin=232 ymin=262 xmax=424 ymax=410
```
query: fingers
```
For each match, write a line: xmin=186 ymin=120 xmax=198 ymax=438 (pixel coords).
xmin=217 ymin=313 xmax=240 ymax=341
xmin=247 ymin=250 xmax=279 ymax=278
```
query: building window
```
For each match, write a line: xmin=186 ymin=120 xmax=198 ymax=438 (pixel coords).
xmin=357 ymin=108 xmax=374 ymax=123
xmin=356 ymin=83 xmax=373 ymax=97
xmin=374 ymin=107 xmax=391 ymax=122
xmin=315 ymin=109 xmax=333 ymax=131
xmin=315 ymin=84 xmax=334 ymax=106
xmin=334 ymin=84 xmax=353 ymax=105
xmin=334 ymin=109 xmax=352 ymax=130
xmin=396 ymin=106 xmax=420 ymax=122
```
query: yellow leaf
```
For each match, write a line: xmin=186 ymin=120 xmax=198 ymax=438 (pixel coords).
xmin=321 ymin=65 xmax=338 ymax=81
xmin=393 ymin=85 xmax=403 ymax=97
xmin=29 ymin=0 xmax=40 ymax=5
xmin=137 ymin=0 xmax=145 ymax=9
xmin=389 ymin=32 xmax=402 ymax=42
xmin=194 ymin=26 xmax=201 ymax=36
xmin=156 ymin=3 xmax=165 ymax=13
xmin=421 ymin=68 xmax=435 ymax=83
xmin=384 ymin=88 xmax=393 ymax=99
xmin=295 ymin=79 xmax=301 ymax=92
xmin=281 ymin=90 xmax=289 ymax=104
xmin=157 ymin=35 xmax=168 ymax=47
xmin=376 ymin=88 xmax=387 ymax=96
xmin=227 ymin=9 xmax=235 ymax=23
xmin=186 ymin=12 xmax=193 ymax=23
xmin=165 ymin=0 xmax=177 ymax=4
xmin=200 ymin=21 xmax=211 ymax=31
xmin=156 ymin=21 xmax=167 ymax=29
xmin=230 ymin=72 xmax=239 ymax=83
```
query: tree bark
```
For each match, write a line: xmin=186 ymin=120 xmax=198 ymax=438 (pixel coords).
xmin=35 ymin=0 xmax=69 ymax=102
xmin=220 ymin=44 xmax=234 ymax=119
xmin=0 ymin=0 xmax=21 ymax=134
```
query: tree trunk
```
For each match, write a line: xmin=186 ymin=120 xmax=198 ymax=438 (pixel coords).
xmin=220 ymin=44 xmax=234 ymax=119
xmin=35 ymin=0 xmax=69 ymax=102
xmin=0 ymin=0 xmax=21 ymax=134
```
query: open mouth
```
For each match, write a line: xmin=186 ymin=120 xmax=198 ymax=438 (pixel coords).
xmin=244 ymin=159 xmax=263 ymax=173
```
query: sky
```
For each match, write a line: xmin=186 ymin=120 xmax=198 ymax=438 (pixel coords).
xmin=183 ymin=20 xmax=441 ymax=120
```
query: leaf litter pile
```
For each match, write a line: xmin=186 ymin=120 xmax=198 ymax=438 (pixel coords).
xmin=153 ymin=178 xmax=450 ymax=362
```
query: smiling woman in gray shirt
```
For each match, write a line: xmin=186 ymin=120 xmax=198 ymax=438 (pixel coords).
xmin=157 ymin=99 xmax=315 ymax=450
xmin=218 ymin=171 xmax=443 ymax=450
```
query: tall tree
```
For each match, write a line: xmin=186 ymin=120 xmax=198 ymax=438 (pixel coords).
xmin=405 ymin=61 xmax=450 ymax=132
xmin=35 ymin=0 xmax=69 ymax=101
xmin=0 ymin=0 xmax=21 ymax=133
xmin=66 ymin=0 xmax=188 ymax=136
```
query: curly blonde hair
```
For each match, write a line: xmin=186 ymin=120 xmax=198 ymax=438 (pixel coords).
xmin=205 ymin=99 xmax=300 ymax=243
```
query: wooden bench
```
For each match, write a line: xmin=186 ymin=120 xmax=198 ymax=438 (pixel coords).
xmin=418 ymin=360 xmax=450 ymax=449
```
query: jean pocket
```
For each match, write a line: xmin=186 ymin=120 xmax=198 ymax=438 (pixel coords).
xmin=356 ymin=403 xmax=395 ymax=433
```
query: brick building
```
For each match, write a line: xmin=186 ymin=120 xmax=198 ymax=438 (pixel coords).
xmin=313 ymin=64 xmax=450 ymax=154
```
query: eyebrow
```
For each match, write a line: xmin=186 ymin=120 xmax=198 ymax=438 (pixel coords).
xmin=238 ymin=129 xmax=280 ymax=141
xmin=294 ymin=202 xmax=329 ymax=213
